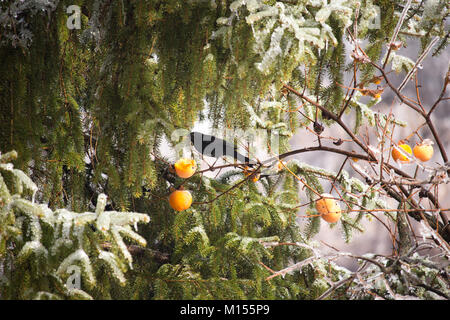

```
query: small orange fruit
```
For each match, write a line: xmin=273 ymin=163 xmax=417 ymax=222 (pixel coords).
xmin=392 ymin=142 xmax=412 ymax=163
xmin=350 ymin=150 xmax=359 ymax=162
xmin=174 ymin=158 xmax=196 ymax=178
xmin=277 ymin=160 xmax=285 ymax=171
xmin=243 ymin=166 xmax=260 ymax=182
xmin=169 ymin=188 xmax=193 ymax=211
xmin=413 ymin=139 xmax=434 ymax=162
xmin=372 ymin=78 xmax=382 ymax=85
xmin=315 ymin=193 xmax=341 ymax=223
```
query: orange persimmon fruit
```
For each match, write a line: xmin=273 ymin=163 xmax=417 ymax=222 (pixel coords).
xmin=174 ymin=158 xmax=196 ymax=178
xmin=277 ymin=160 xmax=285 ymax=171
xmin=315 ymin=193 xmax=341 ymax=223
xmin=392 ymin=142 xmax=412 ymax=163
xmin=371 ymin=78 xmax=382 ymax=85
xmin=413 ymin=139 xmax=434 ymax=162
xmin=243 ymin=166 xmax=260 ymax=182
xmin=251 ymin=173 xmax=260 ymax=182
xmin=169 ymin=188 xmax=193 ymax=212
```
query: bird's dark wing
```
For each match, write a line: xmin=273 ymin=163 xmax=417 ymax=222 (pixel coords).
xmin=189 ymin=132 xmax=255 ymax=166
xmin=190 ymin=132 xmax=221 ymax=157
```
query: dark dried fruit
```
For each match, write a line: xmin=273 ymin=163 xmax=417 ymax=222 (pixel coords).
xmin=321 ymin=110 xmax=334 ymax=120
xmin=313 ymin=121 xmax=324 ymax=134
xmin=419 ymin=188 xmax=428 ymax=198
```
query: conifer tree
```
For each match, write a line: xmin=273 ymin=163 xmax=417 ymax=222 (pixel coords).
xmin=1 ymin=0 xmax=449 ymax=300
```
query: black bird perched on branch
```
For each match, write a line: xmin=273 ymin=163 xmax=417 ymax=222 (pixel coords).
xmin=189 ymin=132 xmax=256 ymax=167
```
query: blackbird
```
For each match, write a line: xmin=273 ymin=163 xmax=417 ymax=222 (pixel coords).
xmin=189 ymin=132 xmax=256 ymax=167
